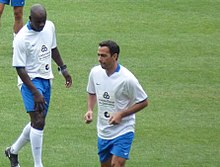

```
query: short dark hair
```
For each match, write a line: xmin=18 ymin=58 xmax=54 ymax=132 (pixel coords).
xmin=99 ymin=40 xmax=120 ymax=59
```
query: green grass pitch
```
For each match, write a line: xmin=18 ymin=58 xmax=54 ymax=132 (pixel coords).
xmin=0 ymin=0 xmax=220 ymax=166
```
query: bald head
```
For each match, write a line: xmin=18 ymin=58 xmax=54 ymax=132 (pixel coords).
xmin=30 ymin=4 xmax=47 ymax=18
xmin=29 ymin=4 xmax=47 ymax=32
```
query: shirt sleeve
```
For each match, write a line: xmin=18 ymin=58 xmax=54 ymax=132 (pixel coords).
xmin=126 ymin=76 xmax=148 ymax=104
xmin=87 ymin=69 xmax=96 ymax=94
xmin=12 ymin=36 xmax=26 ymax=67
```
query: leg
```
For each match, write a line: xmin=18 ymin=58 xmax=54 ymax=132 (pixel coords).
xmin=5 ymin=122 xmax=31 ymax=167
xmin=101 ymin=157 xmax=112 ymax=167
xmin=0 ymin=3 xmax=5 ymax=17
xmin=13 ymin=6 xmax=23 ymax=34
xmin=111 ymin=155 xmax=126 ymax=167
xmin=11 ymin=122 xmax=31 ymax=154
xmin=110 ymin=132 xmax=134 ymax=167
xmin=0 ymin=3 xmax=5 ymax=28
xmin=27 ymin=78 xmax=50 ymax=167
xmin=5 ymin=78 xmax=49 ymax=167
xmin=98 ymin=136 xmax=113 ymax=167
xmin=29 ymin=111 xmax=46 ymax=167
xmin=101 ymin=156 xmax=126 ymax=167
xmin=29 ymin=110 xmax=46 ymax=130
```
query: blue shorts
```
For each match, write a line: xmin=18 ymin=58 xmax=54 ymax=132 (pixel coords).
xmin=98 ymin=132 xmax=134 ymax=163
xmin=0 ymin=0 xmax=25 ymax=6
xmin=21 ymin=78 xmax=51 ymax=114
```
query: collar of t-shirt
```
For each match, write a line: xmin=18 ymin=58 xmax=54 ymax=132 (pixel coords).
xmin=27 ymin=21 xmax=32 ymax=30
xmin=115 ymin=63 xmax=121 ymax=73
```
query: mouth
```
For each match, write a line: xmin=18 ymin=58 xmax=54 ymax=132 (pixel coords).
xmin=100 ymin=63 xmax=106 ymax=69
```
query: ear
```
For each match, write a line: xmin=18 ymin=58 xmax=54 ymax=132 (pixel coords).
xmin=112 ymin=53 xmax=118 ymax=61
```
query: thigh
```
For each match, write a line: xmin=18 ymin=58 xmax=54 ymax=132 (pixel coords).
xmin=42 ymin=79 xmax=51 ymax=114
xmin=21 ymin=78 xmax=50 ymax=114
xmin=11 ymin=0 xmax=25 ymax=7
xmin=98 ymin=137 xmax=113 ymax=164
xmin=21 ymin=82 xmax=37 ymax=112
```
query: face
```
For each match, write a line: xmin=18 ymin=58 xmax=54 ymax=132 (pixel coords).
xmin=30 ymin=14 xmax=46 ymax=32
xmin=97 ymin=46 xmax=117 ymax=70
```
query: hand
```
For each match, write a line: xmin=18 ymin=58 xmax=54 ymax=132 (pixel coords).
xmin=62 ymin=70 xmax=72 ymax=88
xmin=33 ymin=91 xmax=46 ymax=112
xmin=84 ymin=110 xmax=93 ymax=124
xmin=109 ymin=112 xmax=123 ymax=125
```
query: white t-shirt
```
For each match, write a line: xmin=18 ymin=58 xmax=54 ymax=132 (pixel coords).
xmin=87 ymin=64 xmax=148 ymax=139
xmin=12 ymin=20 xmax=57 ymax=87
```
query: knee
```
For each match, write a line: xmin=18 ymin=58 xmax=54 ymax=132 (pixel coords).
xmin=111 ymin=158 xmax=125 ymax=167
xmin=111 ymin=162 xmax=124 ymax=167
xmin=32 ymin=119 xmax=45 ymax=130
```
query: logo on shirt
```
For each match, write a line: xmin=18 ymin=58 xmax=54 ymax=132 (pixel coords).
xmin=45 ymin=64 xmax=50 ymax=70
xmin=41 ymin=45 xmax=48 ymax=52
xmin=104 ymin=111 xmax=110 ymax=118
xmin=103 ymin=92 xmax=110 ymax=99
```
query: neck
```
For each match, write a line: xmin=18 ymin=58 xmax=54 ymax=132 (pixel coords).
xmin=106 ymin=63 xmax=118 ymax=76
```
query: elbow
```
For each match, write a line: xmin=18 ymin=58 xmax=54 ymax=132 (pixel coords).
xmin=144 ymin=99 xmax=148 ymax=108
xmin=137 ymin=99 xmax=148 ymax=109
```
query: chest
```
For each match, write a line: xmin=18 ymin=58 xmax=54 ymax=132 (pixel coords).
xmin=94 ymin=75 xmax=127 ymax=100
xmin=25 ymin=32 xmax=53 ymax=62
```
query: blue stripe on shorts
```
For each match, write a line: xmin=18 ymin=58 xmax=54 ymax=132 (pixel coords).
xmin=98 ymin=132 xmax=134 ymax=163
xmin=21 ymin=78 xmax=51 ymax=114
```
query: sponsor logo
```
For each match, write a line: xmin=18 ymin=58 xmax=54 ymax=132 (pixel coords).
xmin=41 ymin=45 xmax=48 ymax=52
xmin=103 ymin=92 xmax=110 ymax=99
xmin=104 ymin=111 xmax=110 ymax=118
xmin=45 ymin=64 xmax=50 ymax=70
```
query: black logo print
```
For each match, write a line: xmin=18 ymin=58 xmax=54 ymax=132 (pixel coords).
xmin=41 ymin=45 xmax=48 ymax=52
xmin=103 ymin=92 xmax=110 ymax=99
xmin=45 ymin=64 xmax=49 ymax=70
xmin=104 ymin=111 xmax=110 ymax=118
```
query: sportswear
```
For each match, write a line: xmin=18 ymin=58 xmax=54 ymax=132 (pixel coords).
xmin=87 ymin=64 xmax=148 ymax=139
xmin=21 ymin=78 xmax=51 ymax=113
xmin=98 ymin=132 xmax=134 ymax=162
xmin=12 ymin=21 xmax=57 ymax=88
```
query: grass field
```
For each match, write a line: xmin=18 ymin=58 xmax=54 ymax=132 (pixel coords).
xmin=0 ymin=0 xmax=220 ymax=166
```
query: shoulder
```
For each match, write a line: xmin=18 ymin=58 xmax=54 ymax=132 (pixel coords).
xmin=15 ymin=24 xmax=28 ymax=39
xmin=90 ymin=65 xmax=103 ymax=73
xmin=44 ymin=20 xmax=55 ymax=30
xmin=119 ymin=65 xmax=140 ymax=85
xmin=89 ymin=65 xmax=104 ymax=78
xmin=13 ymin=28 xmax=27 ymax=48
xmin=46 ymin=20 xmax=55 ymax=26
xmin=120 ymin=65 xmax=136 ymax=79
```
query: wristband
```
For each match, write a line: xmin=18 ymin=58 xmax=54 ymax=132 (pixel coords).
xmin=58 ymin=64 xmax=67 ymax=74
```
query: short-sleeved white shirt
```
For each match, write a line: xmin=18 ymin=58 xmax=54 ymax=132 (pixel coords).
xmin=12 ymin=20 xmax=57 ymax=87
xmin=87 ymin=64 xmax=148 ymax=139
